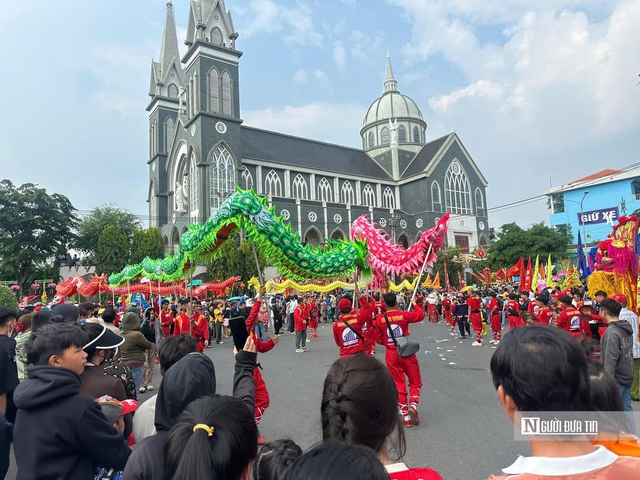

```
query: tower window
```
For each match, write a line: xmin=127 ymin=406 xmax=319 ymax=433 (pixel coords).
xmin=150 ymin=183 xmax=156 ymax=228
xmin=241 ymin=166 xmax=254 ymax=190
xmin=292 ymin=174 xmax=308 ymax=200
xmin=168 ymin=84 xmax=179 ymax=98
xmin=264 ymin=170 xmax=282 ymax=197
xmin=165 ymin=117 xmax=174 ymax=153
xmin=444 ymin=160 xmax=472 ymax=214
xmin=222 ymin=71 xmax=232 ymax=116
xmin=381 ymin=127 xmax=390 ymax=145
xmin=398 ymin=125 xmax=406 ymax=143
xmin=317 ymin=177 xmax=332 ymax=203
xmin=211 ymin=27 xmax=223 ymax=45
xmin=362 ymin=184 xmax=375 ymax=207
xmin=368 ymin=131 xmax=374 ymax=148
xmin=341 ymin=181 xmax=354 ymax=205
xmin=189 ymin=153 xmax=198 ymax=214
xmin=382 ymin=187 xmax=395 ymax=209
xmin=431 ymin=181 xmax=442 ymax=212
xmin=209 ymin=145 xmax=235 ymax=211
xmin=475 ymin=188 xmax=485 ymax=216
xmin=413 ymin=126 xmax=420 ymax=143
xmin=209 ymin=69 xmax=219 ymax=113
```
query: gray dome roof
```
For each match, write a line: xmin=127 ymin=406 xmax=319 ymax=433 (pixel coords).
xmin=362 ymin=91 xmax=424 ymax=128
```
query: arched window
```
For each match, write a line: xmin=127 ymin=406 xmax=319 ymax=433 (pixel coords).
xmin=341 ymin=181 xmax=354 ymax=205
xmin=168 ymin=84 xmax=179 ymax=98
xmin=431 ymin=182 xmax=442 ymax=212
xmin=413 ymin=126 xmax=420 ymax=143
xmin=165 ymin=117 xmax=174 ymax=153
xmin=222 ymin=72 xmax=232 ymax=116
xmin=398 ymin=125 xmax=406 ymax=143
xmin=475 ymin=188 xmax=485 ymax=216
xmin=367 ymin=131 xmax=374 ymax=148
xmin=241 ymin=166 xmax=253 ymax=189
xmin=362 ymin=184 xmax=375 ymax=207
xmin=382 ymin=187 xmax=395 ymax=209
xmin=292 ymin=174 xmax=308 ymax=200
xmin=209 ymin=145 xmax=235 ymax=211
xmin=149 ymin=184 xmax=156 ymax=227
xmin=209 ymin=69 xmax=219 ymax=113
xmin=189 ymin=154 xmax=198 ymax=213
xmin=211 ymin=27 xmax=223 ymax=45
xmin=264 ymin=170 xmax=282 ymax=197
xmin=381 ymin=127 xmax=390 ymax=145
xmin=317 ymin=177 xmax=332 ymax=203
xmin=444 ymin=160 xmax=472 ymax=214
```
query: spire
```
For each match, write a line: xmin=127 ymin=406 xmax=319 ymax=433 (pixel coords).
xmin=384 ymin=53 xmax=398 ymax=93
xmin=159 ymin=0 xmax=180 ymax=79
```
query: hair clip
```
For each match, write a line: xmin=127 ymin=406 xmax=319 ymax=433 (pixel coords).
xmin=193 ymin=423 xmax=215 ymax=436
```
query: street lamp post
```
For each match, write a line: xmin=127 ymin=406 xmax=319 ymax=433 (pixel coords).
xmin=566 ymin=191 xmax=589 ymax=255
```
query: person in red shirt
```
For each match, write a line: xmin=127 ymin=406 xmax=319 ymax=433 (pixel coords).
xmin=294 ymin=296 xmax=310 ymax=352
xmin=243 ymin=287 xmax=278 ymax=444
xmin=556 ymin=296 xmax=587 ymax=339
xmin=467 ymin=291 xmax=483 ymax=346
xmin=535 ymin=295 xmax=553 ymax=325
xmin=159 ymin=300 xmax=174 ymax=338
xmin=488 ymin=292 xmax=502 ymax=344
xmin=505 ymin=293 xmax=522 ymax=330
xmin=333 ymin=291 xmax=372 ymax=358
xmin=441 ymin=293 xmax=454 ymax=334
xmin=308 ymin=296 xmax=320 ymax=339
xmin=173 ymin=299 xmax=192 ymax=337
xmin=373 ymin=292 xmax=424 ymax=428
xmin=189 ymin=299 xmax=210 ymax=353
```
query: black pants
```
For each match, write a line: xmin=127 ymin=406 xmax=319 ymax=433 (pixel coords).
xmin=274 ymin=317 xmax=282 ymax=335
xmin=288 ymin=313 xmax=295 ymax=332
xmin=457 ymin=316 xmax=470 ymax=337
xmin=0 ymin=415 xmax=11 ymax=480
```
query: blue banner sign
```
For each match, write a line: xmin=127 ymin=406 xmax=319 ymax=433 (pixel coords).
xmin=577 ymin=207 xmax=618 ymax=226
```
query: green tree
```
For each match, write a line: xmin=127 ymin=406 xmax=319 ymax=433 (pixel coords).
xmin=205 ymin=232 xmax=268 ymax=290
xmin=0 ymin=285 xmax=19 ymax=310
xmin=486 ymin=222 xmax=572 ymax=269
xmin=238 ymin=237 xmax=267 ymax=287
xmin=0 ymin=180 xmax=77 ymax=292
xmin=74 ymin=205 xmax=141 ymax=257
xmin=96 ymin=225 xmax=129 ymax=276
xmin=130 ymin=228 xmax=165 ymax=264
xmin=433 ymin=246 xmax=465 ymax=289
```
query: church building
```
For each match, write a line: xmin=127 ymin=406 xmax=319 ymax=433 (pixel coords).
xmin=147 ymin=0 xmax=489 ymax=255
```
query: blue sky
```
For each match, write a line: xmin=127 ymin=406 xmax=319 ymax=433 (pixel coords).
xmin=0 ymin=0 xmax=638 ymax=231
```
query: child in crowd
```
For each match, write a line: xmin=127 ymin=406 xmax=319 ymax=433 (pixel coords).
xmin=94 ymin=395 xmax=138 ymax=480
xmin=252 ymin=439 xmax=302 ymax=480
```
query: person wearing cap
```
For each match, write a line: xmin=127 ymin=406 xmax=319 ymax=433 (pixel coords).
xmin=611 ymin=294 xmax=640 ymax=402
xmin=534 ymin=295 xmax=553 ymax=325
xmin=51 ymin=302 xmax=80 ymax=324
xmin=94 ymin=395 xmax=137 ymax=479
xmin=0 ymin=307 xmax=19 ymax=479
xmin=294 ymin=296 xmax=311 ymax=353
xmin=78 ymin=323 xmax=134 ymax=439
xmin=556 ymin=296 xmax=590 ymax=339
xmin=332 ymin=291 xmax=373 ymax=358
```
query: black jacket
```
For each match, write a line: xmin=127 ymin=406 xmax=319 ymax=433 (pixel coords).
xmin=13 ymin=366 xmax=131 ymax=480
xmin=121 ymin=350 xmax=256 ymax=480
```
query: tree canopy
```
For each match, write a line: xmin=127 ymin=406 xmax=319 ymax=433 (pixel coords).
xmin=486 ymin=222 xmax=572 ymax=269
xmin=0 ymin=285 xmax=19 ymax=310
xmin=130 ymin=228 xmax=165 ymax=265
xmin=205 ymin=232 xmax=267 ymax=290
xmin=0 ymin=180 xmax=77 ymax=291
xmin=96 ymin=225 xmax=129 ymax=277
xmin=74 ymin=205 xmax=141 ymax=256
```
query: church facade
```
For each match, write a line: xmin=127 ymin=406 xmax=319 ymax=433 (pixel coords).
xmin=147 ymin=0 xmax=489 ymax=255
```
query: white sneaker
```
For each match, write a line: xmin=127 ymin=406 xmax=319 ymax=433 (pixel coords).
xmin=472 ymin=341 xmax=482 ymax=347
xmin=295 ymin=348 xmax=304 ymax=353
xmin=494 ymin=341 xmax=500 ymax=345
xmin=489 ymin=339 xmax=495 ymax=344
xmin=302 ymin=346 xmax=308 ymax=351
xmin=306 ymin=339 xmax=310 ymax=342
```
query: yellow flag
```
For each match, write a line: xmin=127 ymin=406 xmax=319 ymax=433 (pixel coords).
xmin=432 ymin=272 xmax=441 ymax=289
xmin=531 ymin=254 xmax=540 ymax=292
xmin=546 ymin=254 xmax=553 ymax=287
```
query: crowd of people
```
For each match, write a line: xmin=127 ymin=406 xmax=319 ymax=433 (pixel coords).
xmin=1 ymin=279 xmax=640 ymax=479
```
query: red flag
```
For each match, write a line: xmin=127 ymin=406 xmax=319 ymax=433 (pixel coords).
xmin=522 ymin=256 xmax=532 ymax=290
xmin=507 ymin=257 xmax=524 ymax=277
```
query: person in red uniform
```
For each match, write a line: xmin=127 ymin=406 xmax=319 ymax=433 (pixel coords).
xmin=442 ymin=293 xmax=454 ymax=334
xmin=373 ymin=292 xmax=424 ymax=428
xmin=159 ymin=299 xmax=174 ymax=338
xmin=244 ymin=286 xmax=279 ymax=444
xmin=488 ymin=291 xmax=502 ymax=344
xmin=505 ymin=293 xmax=522 ymax=330
xmin=190 ymin=299 xmax=210 ymax=353
xmin=467 ymin=290 xmax=483 ymax=346
xmin=332 ymin=292 xmax=373 ymax=358
xmin=535 ymin=295 xmax=553 ymax=325
xmin=294 ymin=296 xmax=310 ymax=352
xmin=308 ymin=296 xmax=320 ymax=338
xmin=556 ymin=295 xmax=588 ymax=339
xmin=173 ymin=299 xmax=192 ymax=336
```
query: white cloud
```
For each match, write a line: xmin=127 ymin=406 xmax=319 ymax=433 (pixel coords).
xmin=333 ymin=41 xmax=347 ymax=70
xmin=350 ymin=29 xmax=385 ymax=63
xmin=314 ymin=69 xmax=330 ymax=87
xmin=242 ymin=101 xmax=366 ymax=147
xmin=293 ymin=68 xmax=308 ymax=83
xmin=429 ymin=80 xmax=504 ymax=113
xmin=241 ymin=0 xmax=323 ymax=47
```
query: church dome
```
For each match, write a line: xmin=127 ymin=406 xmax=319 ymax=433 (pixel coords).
xmin=362 ymin=91 xmax=424 ymax=128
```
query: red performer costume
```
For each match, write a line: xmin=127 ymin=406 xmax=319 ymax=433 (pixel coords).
xmin=245 ymin=288 xmax=277 ymax=439
xmin=373 ymin=294 xmax=424 ymax=428
xmin=505 ymin=298 xmax=522 ymax=329
xmin=442 ymin=296 xmax=453 ymax=333
xmin=426 ymin=294 xmax=439 ymax=323
xmin=467 ymin=293 xmax=483 ymax=344
xmin=488 ymin=296 xmax=501 ymax=343
xmin=191 ymin=310 xmax=210 ymax=353
xmin=160 ymin=306 xmax=174 ymax=338
xmin=333 ymin=296 xmax=372 ymax=358
xmin=556 ymin=300 xmax=591 ymax=339
xmin=173 ymin=311 xmax=192 ymax=337
xmin=536 ymin=305 xmax=553 ymax=325
xmin=308 ymin=300 xmax=320 ymax=338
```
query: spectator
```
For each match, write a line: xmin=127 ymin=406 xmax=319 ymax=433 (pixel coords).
xmin=94 ymin=395 xmax=138 ymax=479
xmin=140 ymin=308 xmax=163 ymax=394
xmin=120 ymin=312 xmax=154 ymax=395
xmin=132 ymin=334 xmax=197 ymax=442
xmin=14 ymin=313 xmax=33 ymax=382
xmin=13 ymin=324 xmax=130 ymax=480
xmin=252 ymin=439 xmax=302 ymax=480
xmin=281 ymin=442 xmax=390 ymax=480
xmin=78 ymin=303 xmax=97 ymax=324
xmin=101 ymin=306 xmax=120 ymax=334
xmin=322 ymin=354 xmax=442 ymax=479
xmin=0 ymin=308 xmax=19 ymax=479
xmin=488 ymin=325 xmax=640 ymax=479
xmin=51 ymin=303 xmax=79 ymax=324
xmin=612 ymin=294 xmax=640 ymax=403
xmin=31 ymin=309 xmax=52 ymax=332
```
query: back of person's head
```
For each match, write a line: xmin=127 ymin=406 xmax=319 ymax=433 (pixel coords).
xmin=508 ymin=293 xmax=516 ymax=300
xmin=599 ymin=298 xmax=621 ymax=318
xmin=101 ymin=306 xmax=116 ymax=324
xmin=491 ymin=325 xmax=591 ymax=412
xmin=535 ymin=295 xmax=548 ymax=304
xmin=559 ymin=295 xmax=573 ymax=306
xmin=78 ymin=302 xmax=95 ymax=318
xmin=322 ymin=354 xmax=405 ymax=459
xmin=163 ymin=394 xmax=257 ymax=480
xmin=252 ymin=439 xmax=302 ymax=480
xmin=24 ymin=323 xmax=85 ymax=366
xmin=31 ymin=310 xmax=52 ymax=332
xmin=0 ymin=307 xmax=17 ymax=327
xmin=17 ymin=313 xmax=33 ymax=332
xmin=158 ymin=334 xmax=198 ymax=373
xmin=383 ymin=292 xmax=397 ymax=308
xmin=587 ymin=360 xmax=622 ymax=412
xmin=280 ymin=442 xmax=389 ymax=480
